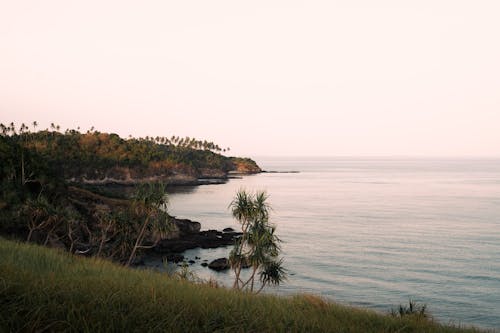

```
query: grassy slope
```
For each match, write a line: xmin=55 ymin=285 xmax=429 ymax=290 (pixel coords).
xmin=0 ymin=239 xmax=483 ymax=333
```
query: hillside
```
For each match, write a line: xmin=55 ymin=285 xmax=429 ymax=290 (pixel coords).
xmin=0 ymin=124 xmax=261 ymax=187
xmin=0 ymin=123 xmax=260 ymax=262
xmin=0 ymin=238 xmax=483 ymax=333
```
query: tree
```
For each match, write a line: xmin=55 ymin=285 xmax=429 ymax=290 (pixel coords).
xmin=22 ymin=196 xmax=66 ymax=246
xmin=64 ymin=207 xmax=82 ymax=253
xmin=229 ymin=189 xmax=286 ymax=293
xmin=126 ymin=182 xmax=171 ymax=266
xmin=94 ymin=210 xmax=118 ymax=257
xmin=23 ymin=196 xmax=51 ymax=242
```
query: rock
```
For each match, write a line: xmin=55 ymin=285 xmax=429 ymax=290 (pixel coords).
xmin=199 ymin=168 xmax=227 ymax=179
xmin=164 ymin=253 xmax=184 ymax=263
xmin=172 ymin=218 xmax=201 ymax=236
xmin=229 ymin=157 xmax=262 ymax=174
xmin=208 ymin=258 xmax=230 ymax=271
xmin=188 ymin=260 xmax=195 ymax=264
xmin=155 ymin=230 xmax=241 ymax=253
xmin=223 ymin=227 xmax=235 ymax=232
xmin=201 ymin=262 xmax=208 ymax=267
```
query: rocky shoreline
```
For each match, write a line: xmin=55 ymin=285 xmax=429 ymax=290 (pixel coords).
xmin=138 ymin=217 xmax=240 ymax=270
xmin=68 ymin=156 xmax=263 ymax=187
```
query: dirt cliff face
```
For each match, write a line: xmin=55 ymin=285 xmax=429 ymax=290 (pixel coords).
xmin=229 ymin=157 xmax=262 ymax=174
xmin=68 ymin=166 xmax=198 ymax=186
xmin=67 ymin=157 xmax=261 ymax=186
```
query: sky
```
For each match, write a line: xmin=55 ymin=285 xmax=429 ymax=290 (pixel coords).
xmin=1 ymin=0 xmax=499 ymax=157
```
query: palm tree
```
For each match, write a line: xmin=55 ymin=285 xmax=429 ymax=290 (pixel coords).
xmin=64 ymin=207 xmax=81 ymax=253
xmin=22 ymin=197 xmax=63 ymax=244
xmin=94 ymin=211 xmax=118 ymax=257
xmin=0 ymin=123 xmax=7 ymax=136
xmin=126 ymin=183 xmax=171 ymax=266
xmin=229 ymin=189 xmax=286 ymax=292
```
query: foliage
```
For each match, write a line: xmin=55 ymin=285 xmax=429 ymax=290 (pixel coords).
xmin=0 ymin=238 xmax=484 ymax=333
xmin=391 ymin=299 xmax=429 ymax=320
xmin=126 ymin=182 xmax=171 ymax=266
xmin=168 ymin=260 xmax=200 ymax=282
xmin=0 ymin=122 xmax=236 ymax=183
xmin=229 ymin=189 xmax=287 ymax=292
xmin=0 ymin=121 xmax=258 ymax=266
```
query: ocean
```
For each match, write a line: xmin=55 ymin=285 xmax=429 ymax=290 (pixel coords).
xmin=160 ymin=157 xmax=500 ymax=330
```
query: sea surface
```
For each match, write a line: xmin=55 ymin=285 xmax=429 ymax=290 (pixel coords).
xmin=160 ymin=157 xmax=500 ymax=330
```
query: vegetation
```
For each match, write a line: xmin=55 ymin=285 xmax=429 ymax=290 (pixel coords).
xmin=0 ymin=122 xmax=483 ymax=332
xmin=126 ymin=182 xmax=171 ymax=266
xmin=0 ymin=238 xmax=484 ymax=333
xmin=0 ymin=121 xmax=259 ymax=262
xmin=0 ymin=122 xmax=256 ymax=186
xmin=229 ymin=189 xmax=286 ymax=293
xmin=391 ymin=300 xmax=429 ymax=319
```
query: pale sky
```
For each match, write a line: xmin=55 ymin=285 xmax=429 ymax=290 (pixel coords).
xmin=1 ymin=1 xmax=499 ymax=157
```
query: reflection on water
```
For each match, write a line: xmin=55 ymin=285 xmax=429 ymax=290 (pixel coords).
xmin=146 ymin=158 xmax=500 ymax=330
xmin=166 ymin=185 xmax=198 ymax=195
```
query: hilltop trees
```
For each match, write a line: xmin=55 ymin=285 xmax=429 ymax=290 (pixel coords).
xmin=0 ymin=122 xmax=237 ymax=187
xmin=229 ymin=190 xmax=286 ymax=293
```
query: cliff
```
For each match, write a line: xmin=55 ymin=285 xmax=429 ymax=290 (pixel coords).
xmin=68 ymin=157 xmax=260 ymax=186
xmin=229 ymin=157 xmax=262 ymax=174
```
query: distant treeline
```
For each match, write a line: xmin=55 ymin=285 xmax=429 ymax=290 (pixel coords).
xmin=0 ymin=121 xmax=237 ymax=184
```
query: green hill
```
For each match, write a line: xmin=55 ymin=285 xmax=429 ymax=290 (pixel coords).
xmin=0 ymin=238 xmax=482 ymax=333
xmin=0 ymin=123 xmax=261 ymax=187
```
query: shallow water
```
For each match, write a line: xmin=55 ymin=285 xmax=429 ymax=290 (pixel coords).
xmin=161 ymin=157 xmax=500 ymax=330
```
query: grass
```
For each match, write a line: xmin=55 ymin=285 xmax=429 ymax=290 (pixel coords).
xmin=0 ymin=238 xmax=486 ymax=332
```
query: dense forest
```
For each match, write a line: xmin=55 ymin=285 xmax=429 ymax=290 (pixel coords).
xmin=0 ymin=122 xmax=260 ymax=264
xmin=0 ymin=122 xmax=260 ymax=185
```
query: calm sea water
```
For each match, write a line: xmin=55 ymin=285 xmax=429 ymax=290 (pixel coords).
xmin=161 ymin=157 xmax=500 ymax=330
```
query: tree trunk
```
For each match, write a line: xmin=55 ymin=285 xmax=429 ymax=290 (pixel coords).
xmin=27 ymin=228 xmax=34 ymax=242
xmin=97 ymin=222 xmax=112 ymax=257
xmin=126 ymin=216 xmax=150 ymax=266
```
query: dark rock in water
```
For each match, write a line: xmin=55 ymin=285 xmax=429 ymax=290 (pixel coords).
xmin=155 ymin=229 xmax=242 ymax=253
xmin=201 ymin=262 xmax=208 ymax=267
xmin=208 ymin=258 xmax=230 ymax=271
xmin=195 ymin=256 xmax=200 ymax=259
xmin=196 ymin=178 xmax=227 ymax=185
xmin=164 ymin=253 xmax=184 ymax=263
xmin=223 ymin=227 xmax=235 ymax=232
xmin=188 ymin=260 xmax=195 ymax=264
xmin=173 ymin=218 xmax=201 ymax=236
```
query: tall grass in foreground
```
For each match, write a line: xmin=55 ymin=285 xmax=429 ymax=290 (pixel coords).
xmin=0 ymin=238 xmax=486 ymax=333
